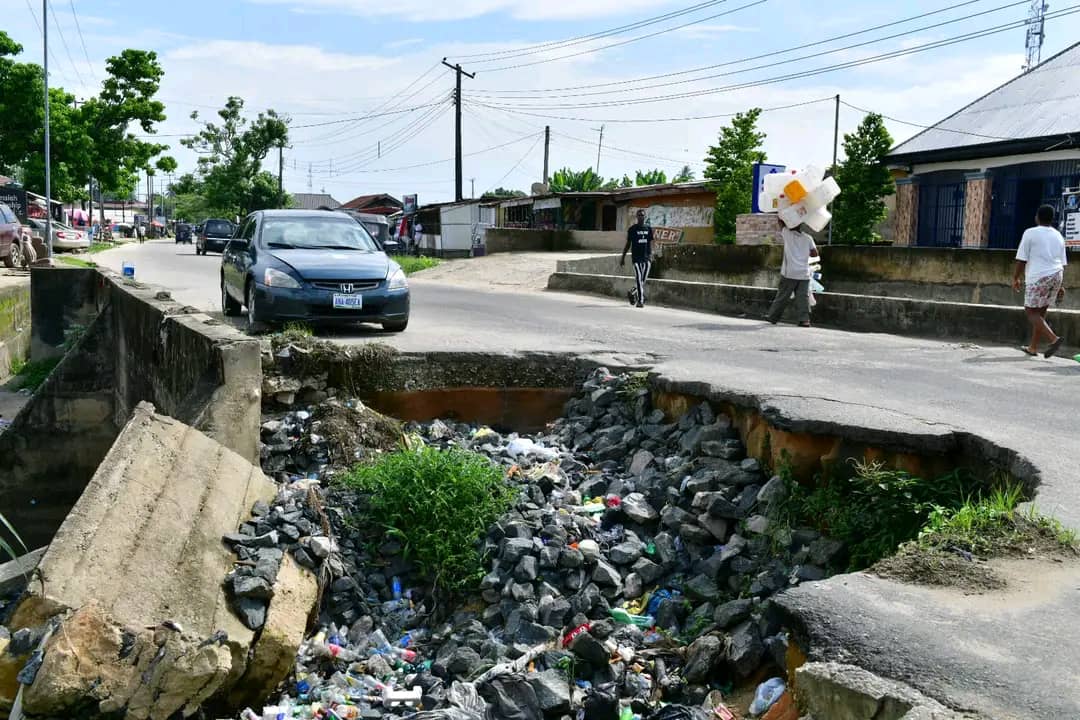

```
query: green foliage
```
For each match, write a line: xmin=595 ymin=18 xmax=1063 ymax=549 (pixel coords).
xmin=771 ymin=460 xmax=968 ymax=569
xmin=10 ymin=357 xmax=61 ymax=391
xmin=57 ymin=256 xmax=96 ymax=268
xmin=703 ymin=108 xmax=766 ymax=244
xmin=673 ymin=165 xmax=696 ymax=183
xmin=831 ymin=113 xmax=894 ymax=245
xmin=635 ymin=169 xmax=668 ymax=186
xmin=339 ymin=445 xmax=515 ymax=593
xmin=549 ymin=167 xmax=605 ymax=192
xmin=481 ymin=187 xmax=526 ymax=200
xmin=181 ymin=96 xmax=290 ymax=217
xmin=392 ymin=255 xmax=440 ymax=275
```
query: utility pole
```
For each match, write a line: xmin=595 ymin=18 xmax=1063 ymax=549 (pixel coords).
xmin=43 ymin=0 xmax=52 ymax=258
xmin=277 ymin=142 xmax=284 ymax=205
xmin=442 ymin=58 xmax=475 ymax=202
xmin=543 ymin=125 xmax=550 ymax=185
xmin=828 ymin=93 xmax=839 ymax=245
xmin=469 ymin=178 xmax=475 ymax=199
xmin=593 ymin=125 xmax=605 ymax=174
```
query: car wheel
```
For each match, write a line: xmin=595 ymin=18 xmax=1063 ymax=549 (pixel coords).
xmin=246 ymin=283 xmax=266 ymax=334
xmin=222 ymin=279 xmax=241 ymax=317
xmin=382 ymin=319 xmax=409 ymax=333
xmin=6 ymin=241 xmax=23 ymax=269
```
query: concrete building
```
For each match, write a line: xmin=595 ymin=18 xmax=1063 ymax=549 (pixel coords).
xmin=341 ymin=193 xmax=403 ymax=216
xmin=886 ymin=41 xmax=1080 ymax=249
xmin=413 ymin=200 xmax=497 ymax=257
xmin=489 ymin=182 xmax=717 ymax=252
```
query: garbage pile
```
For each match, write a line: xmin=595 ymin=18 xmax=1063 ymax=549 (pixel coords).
xmin=237 ymin=368 xmax=841 ymax=719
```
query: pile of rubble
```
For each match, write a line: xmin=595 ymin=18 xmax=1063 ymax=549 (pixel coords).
xmin=239 ymin=368 xmax=845 ymax=719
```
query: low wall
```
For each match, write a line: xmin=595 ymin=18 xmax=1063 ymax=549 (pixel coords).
xmin=0 ymin=267 xmax=262 ymax=549
xmin=558 ymin=245 xmax=785 ymax=287
xmin=547 ymin=271 xmax=1080 ymax=355
xmin=0 ymin=279 xmax=30 ymax=382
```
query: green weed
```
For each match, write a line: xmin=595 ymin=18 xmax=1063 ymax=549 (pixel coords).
xmin=338 ymin=444 xmax=515 ymax=594
xmin=10 ymin=357 xmax=61 ymax=391
xmin=57 ymin=256 xmax=96 ymax=268
xmin=391 ymin=255 xmax=440 ymax=275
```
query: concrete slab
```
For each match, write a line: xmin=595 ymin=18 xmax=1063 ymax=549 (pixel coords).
xmin=13 ymin=402 xmax=276 ymax=642
xmin=0 ymin=547 xmax=45 ymax=596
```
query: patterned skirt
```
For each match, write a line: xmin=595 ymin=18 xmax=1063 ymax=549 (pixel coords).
xmin=1025 ymin=270 xmax=1064 ymax=309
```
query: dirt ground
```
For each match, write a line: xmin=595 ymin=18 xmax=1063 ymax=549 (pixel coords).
xmin=411 ymin=251 xmax=611 ymax=291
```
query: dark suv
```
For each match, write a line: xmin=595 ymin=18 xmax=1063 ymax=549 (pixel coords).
xmin=196 ymin=218 xmax=235 ymax=255
xmin=0 ymin=202 xmax=24 ymax=269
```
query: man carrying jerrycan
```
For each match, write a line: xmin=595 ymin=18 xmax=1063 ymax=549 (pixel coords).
xmin=758 ymin=166 xmax=840 ymax=327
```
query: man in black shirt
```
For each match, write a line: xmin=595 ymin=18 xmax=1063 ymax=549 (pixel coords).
xmin=620 ymin=209 xmax=653 ymax=308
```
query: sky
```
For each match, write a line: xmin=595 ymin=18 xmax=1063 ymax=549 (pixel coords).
xmin=5 ymin=0 xmax=1080 ymax=205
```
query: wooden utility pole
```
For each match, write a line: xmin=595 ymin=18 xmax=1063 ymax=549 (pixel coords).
xmin=442 ymin=59 xmax=475 ymax=202
xmin=543 ymin=125 xmax=550 ymax=185
xmin=43 ymin=0 xmax=52 ymax=257
xmin=278 ymin=143 xmax=284 ymax=204
xmin=828 ymin=93 xmax=839 ymax=245
xmin=593 ymin=125 xmax=605 ymax=174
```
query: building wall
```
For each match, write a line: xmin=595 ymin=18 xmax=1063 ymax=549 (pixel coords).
xmin=735 ymin=213 xmax=781 ymax=245
xmin=893 ymin=179 xmax=919 ymax=247
xmin=623 ymin=192 xmax=715 ymax=246
xmin=962 ymin=172 xmax=993 ymax=248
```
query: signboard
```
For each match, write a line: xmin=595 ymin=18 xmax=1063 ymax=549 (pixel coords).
xmin=403 ymin=194 xmax=418 ymax=215
xmin=1064 ymin=188 xmax=1080 ymax=247
xmin=0 ymin=185 xmax=28 ymax=220
xmin=751 ymin=163 xmax=786 ymax=213
xmin=653 ymin=227 xmax=684 ymax=244
xmin=534 ymin=197 xmax=561 ymax=211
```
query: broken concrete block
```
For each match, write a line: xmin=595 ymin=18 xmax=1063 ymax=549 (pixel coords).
xmin=795 ymin=661 xmax=964 ymax=720
xmin=4 ymin=403 xmax=317 ymax=718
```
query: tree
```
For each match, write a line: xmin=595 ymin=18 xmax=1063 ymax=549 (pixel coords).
xmin=481 ymin=187 xmax=526 ymax=200
xmin=703 ymin=108 xmax=766 ymax=244
xmin=549 ymin=167 xmax=605 ymax=192
xmin=831 ymin=113 xmax=894 ymax=245
xmin=635 ymin=169 xmax=667 ymax=186
xmin=182 ymin=96 xmax=289 ymax=216
xmin=674 ymin=165 xmax=696 ymax=183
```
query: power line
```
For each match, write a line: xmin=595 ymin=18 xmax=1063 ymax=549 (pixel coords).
xmin=450 ymin=0 xmax=731 ymax=62
xmin=309 ymin=103 xmax=453 ymax=175
xmin=469 ymin=0 xmax=1031 ymax=100
xmin=480 ymin=0 xmax=767 ymax=73
xmin=840 ymin=100 xmax=1017 ymax=141
xmin=298 ymin=94 xmax=453 ymax=162
xmin=47 ymin=0 xmax=85 ymax=87
xmin=68 ymin=0 xmax=97 ymax=81
xmin=470 ymin=0 xmax=998 ymax=95
xmin=485 ymin=134 xmax=544 ymax=195
xmin=468 ymin=96 xmax=837 ymax=124
xmin=22 ymin=0 xmax=69 ymax=83
xmin=554 ymin=131 xmax=705 ymax=169
xmin=469 ymin=9 xmax=1080 ymax=110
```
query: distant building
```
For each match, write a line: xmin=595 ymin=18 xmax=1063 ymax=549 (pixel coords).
xmin=341 ymin=193 xmax=403 ymax=216
xmin=886 ymin=41 xmax=1080 ymax=249
xmin=291 ymin=193 xmax=341 ymax=211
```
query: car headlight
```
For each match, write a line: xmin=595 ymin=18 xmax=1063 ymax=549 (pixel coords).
xmin=264 ymin=267 xmax=300 ymax=288
xmin=387 ymin=267 xmax=408 ymax=290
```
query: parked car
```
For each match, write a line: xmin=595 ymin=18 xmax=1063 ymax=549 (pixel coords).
xmin=0 ymin=202 xmax=24 ymax=268
xmin=221 ymin=210 xmax=410 ymax=333
xmin=196 ymin=218 xmax=236 ymax=255
xmin=175 ymin=223 xmax=193 ymax=244
xmin=28 ymin=218 xmax=89 ymax=251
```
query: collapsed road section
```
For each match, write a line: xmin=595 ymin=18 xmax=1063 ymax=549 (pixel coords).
xmin=0 ymin=267 xmax=1075 ymax=719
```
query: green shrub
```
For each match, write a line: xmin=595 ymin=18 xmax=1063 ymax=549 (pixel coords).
xmin=338 ymin=445 xmax=515 ymax=593
xmin=11 ymin=357 xmax=61 ymax=392
xmin=772 ymin=460 xmax=968 ymax=569
xmin=391 ymin=256 xmax=440 ymax=276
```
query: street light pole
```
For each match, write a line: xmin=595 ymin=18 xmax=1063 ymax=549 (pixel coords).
xmin=43 ymin=0 xmax=53 ymax=258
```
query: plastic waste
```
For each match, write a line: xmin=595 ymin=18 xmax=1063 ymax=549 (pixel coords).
xmin=748 ymin=677 xmax=786 ymax=716
xmin=506 ymin=437 xmax=559 ymax=461
xmin=609 ymin=608 xmax=654 ymax=627
xmin=121 ymin=261 xmax=135 ymax=278
xmin=582 ymin=683 xmax=620 ymax=720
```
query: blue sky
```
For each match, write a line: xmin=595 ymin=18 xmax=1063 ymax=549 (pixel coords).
xmin=6 ymin=0 xmax=1080 ymax=204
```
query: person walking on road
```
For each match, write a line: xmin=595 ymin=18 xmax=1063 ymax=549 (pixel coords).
xmin=136 ymin=223 xmax=145 ymax=243
xmin=621 ymin=209 xmax=653 ymax=308
xmin=1014 ymin=204 xmax=1067 ymax=358
xmin=767 ymin=217 xmax=818 ymax=327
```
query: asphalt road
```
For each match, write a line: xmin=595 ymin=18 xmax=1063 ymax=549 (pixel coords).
xmin=95 ymin=239 xmax=1080 ymax=717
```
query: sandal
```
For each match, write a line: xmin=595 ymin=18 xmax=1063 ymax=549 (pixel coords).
xmin=1045 ymin=337 xmax=1065 ymax=358
xmin=1020 ymin=346 xmax=1037 ymax=356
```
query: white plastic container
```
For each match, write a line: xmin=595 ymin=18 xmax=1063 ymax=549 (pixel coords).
xmin=803 ymin=207 xmax=832 ymax=232
xmin=805 ymin=176 xmax=841 ymax=211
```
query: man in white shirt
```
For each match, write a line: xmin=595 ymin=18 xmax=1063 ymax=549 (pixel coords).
xmin=1013 ymin=204 xmax=1067 ymax=358
xmin=767 ymin=217 xmax=818 ymax=327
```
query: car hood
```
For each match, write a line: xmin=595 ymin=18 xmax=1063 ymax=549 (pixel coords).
xmin=269 ymin=248 xmax=389 ymax=280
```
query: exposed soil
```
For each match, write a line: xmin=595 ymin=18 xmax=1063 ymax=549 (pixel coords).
xmin=871 ymin=514 xmax=1079 ymax=593
xmin=312 ymin=398 xmax=403 ymax=467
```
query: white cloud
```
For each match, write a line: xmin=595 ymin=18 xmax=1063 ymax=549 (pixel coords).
xmin=246 ymin=0 xmax=677 ymax=22
xmin=167 ymin=41 xmax=396 ymax=74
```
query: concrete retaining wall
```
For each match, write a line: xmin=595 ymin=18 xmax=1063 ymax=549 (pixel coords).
xmin=485 ymin=228 xmax=625 ymax=254
xmin=0 ymin=279 xmax=30 ymax=382
xmin=547 ymin=271 xmax=1080 ymax=355
xmin=0 ymin=267 xmax=262 ymax=549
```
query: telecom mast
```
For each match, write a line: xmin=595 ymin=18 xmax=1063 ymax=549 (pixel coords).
xmin=1022 ymin=1 xmax=1048 ymax=72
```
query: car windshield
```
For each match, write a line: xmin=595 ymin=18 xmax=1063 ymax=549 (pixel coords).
xmin=260 ymin=217 xmax=380 ymax=251
xmin=205 ymin=220 xmax=233 ymax=235
xmin=360 ymin=221 xmax=389 ymax=245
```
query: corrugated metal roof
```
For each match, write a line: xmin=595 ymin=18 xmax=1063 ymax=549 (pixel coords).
xmin=291 ymin=193 xmax=341 ymax=210
xmin=888 ymin=41 xmax=1080 ymax=159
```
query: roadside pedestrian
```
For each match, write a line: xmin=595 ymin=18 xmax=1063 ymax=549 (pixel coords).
xmin=766 ymin=216 xmax=818 ymax=326
xmin=620 ymin=209 xmax=653 ymax=308
xmin=136 ymin=223 xmax=145 ymax=243
xmin=1013 ymin=204 xmax=1067 ymax=358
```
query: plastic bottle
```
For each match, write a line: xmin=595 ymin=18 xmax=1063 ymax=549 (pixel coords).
xmin=748 ymin=677 xmax=786 ymax=716
xmin=391 ymin=577 xmax=402 ymax=600
xmin=619 ymin=705 xmax=634 ymax=720
xmin=369 ymin=629 xmax=391 ymax=654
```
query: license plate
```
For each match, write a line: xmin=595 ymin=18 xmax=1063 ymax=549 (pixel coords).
xmin=332 ymin=294 xmax=363 ymax=309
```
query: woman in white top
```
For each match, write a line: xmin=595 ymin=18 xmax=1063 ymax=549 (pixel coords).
xmin=1013 ymin=204 xmax=1067 ymax=358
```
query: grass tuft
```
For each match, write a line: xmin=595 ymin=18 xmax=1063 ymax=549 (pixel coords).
xmin=9 ymin=357 xmax=61 ymax=391
xmin=338 ymin=444 xmax=515 ymax=594
xmin=391 ymin=255 xmax=440 ymax=276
